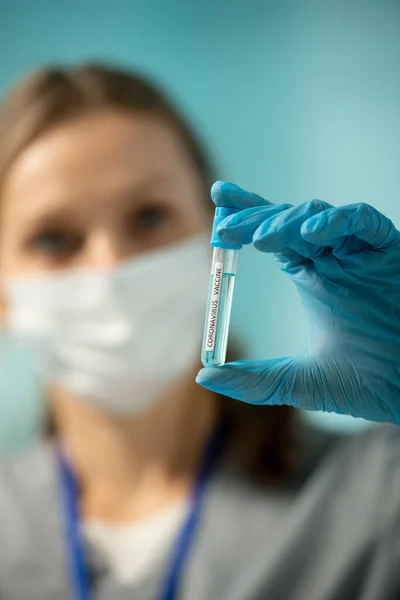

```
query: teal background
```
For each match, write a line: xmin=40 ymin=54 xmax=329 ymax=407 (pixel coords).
xmin=0 ymin=0 xmax=399 ymax=443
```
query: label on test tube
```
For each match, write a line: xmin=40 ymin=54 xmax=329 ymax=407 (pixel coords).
xmin=204 ymin=261 xmax=223 ymax=352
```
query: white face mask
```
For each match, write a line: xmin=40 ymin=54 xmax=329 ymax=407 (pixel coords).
xmin=3 ymin=235 xmax=210 ymax=415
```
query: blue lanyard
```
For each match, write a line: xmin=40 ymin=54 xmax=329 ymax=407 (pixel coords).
xmin=58 ymin=423 xmax=224 ymax=600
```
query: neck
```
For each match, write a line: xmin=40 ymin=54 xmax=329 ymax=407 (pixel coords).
xmin=51 ymin=372 xmax=217 ymax=523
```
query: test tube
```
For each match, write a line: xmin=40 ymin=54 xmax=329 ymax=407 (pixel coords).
xmin=201 ymin=207 xmax=242 ymax=367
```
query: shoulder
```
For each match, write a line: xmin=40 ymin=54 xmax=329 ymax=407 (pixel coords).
xmin=0 ymin=441 xmax=62 ymax=558
xmin=330 ymin=423 xmax=400 ymax=501
xmin=214 ymin=423 xmax=400 ymax=532
xmin=189 ymin=426 xmax=400 ymax=599
xmin=322 ymin=423 xmax=400 ymax=479
xmin=0 ymin=441 xmax=70 ymax=598
xmin=0 ymin=440 xmax=59 ymax=511
xmin=296 ymin=423 xmax=400 ymax=536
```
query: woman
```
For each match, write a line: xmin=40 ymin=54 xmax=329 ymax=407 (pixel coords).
xmin=0 ymin=64 xmax=398 ymax=600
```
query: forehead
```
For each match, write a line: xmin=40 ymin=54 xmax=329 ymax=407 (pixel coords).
xmin=2 ymin=110 xmax=201 ymax=217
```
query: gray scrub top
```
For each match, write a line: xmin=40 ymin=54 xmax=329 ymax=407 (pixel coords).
xmin=0 ymin=424 xmax=399 ymax=600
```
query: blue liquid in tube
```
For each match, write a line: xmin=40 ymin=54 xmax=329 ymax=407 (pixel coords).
xmin=201 ymin=239 xmax=239 ymax=367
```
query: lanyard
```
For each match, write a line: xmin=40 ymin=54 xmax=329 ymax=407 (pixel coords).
xmin=58 ymin=422 xmax=224 ymax=600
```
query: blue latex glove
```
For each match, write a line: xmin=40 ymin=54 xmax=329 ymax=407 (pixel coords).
xmin=196 ymin=181 xmax=400 ymax=424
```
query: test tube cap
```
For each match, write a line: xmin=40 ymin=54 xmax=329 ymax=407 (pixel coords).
xmin=210 ymin=207 xmax=243 ymax=250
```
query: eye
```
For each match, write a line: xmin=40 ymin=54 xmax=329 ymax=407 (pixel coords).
xmin=134 ymin=204 xmax=171 ymax=232
xmin=28 ymin=228 xmax=82 ymax=259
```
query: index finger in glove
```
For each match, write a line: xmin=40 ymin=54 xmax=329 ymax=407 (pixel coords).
xmin=211 ymin=181 xmax=273 ymax=211
xmin=216 ymin=204 xmax=292 ymax=247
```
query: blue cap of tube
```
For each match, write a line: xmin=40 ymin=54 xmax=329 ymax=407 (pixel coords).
xmin=210 ymin=207 xmax=243 ymax=250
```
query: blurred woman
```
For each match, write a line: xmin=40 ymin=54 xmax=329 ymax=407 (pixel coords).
xmin=0 ymin=64 xmax=398 ymax=600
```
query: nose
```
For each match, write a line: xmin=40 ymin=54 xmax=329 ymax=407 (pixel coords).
xmin=86 ymin=229 xmax=136 ymax=270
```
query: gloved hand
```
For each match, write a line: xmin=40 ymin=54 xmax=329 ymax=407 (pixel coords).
xmin=196 ymin=181 xmax=400 ymax=424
